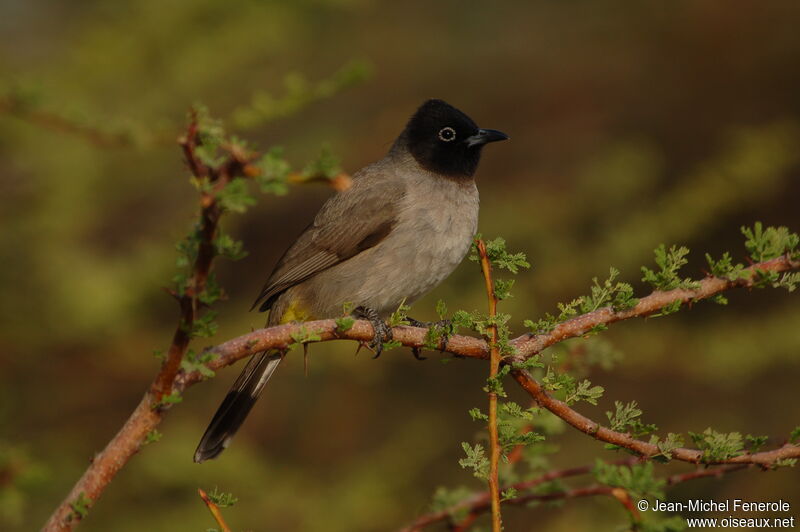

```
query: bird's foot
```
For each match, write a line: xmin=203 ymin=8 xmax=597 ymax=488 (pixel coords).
xmin=407 ymin=317 xmax=453 ymax=359
xmin=354 ymin=306 xmax=393 ymax=359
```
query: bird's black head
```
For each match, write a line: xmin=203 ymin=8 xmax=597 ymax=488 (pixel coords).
xmin=401 ymin=99 xmax=508 ymax=178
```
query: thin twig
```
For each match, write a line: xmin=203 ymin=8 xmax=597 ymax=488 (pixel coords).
xmin=197 ymin=488 xmax=233 ymax=532
xmin=475 ymin=239 xmax=503 ymax=532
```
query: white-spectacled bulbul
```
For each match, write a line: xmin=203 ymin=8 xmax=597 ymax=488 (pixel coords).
xmin=194 ymin=99 xmax=508 ymax=462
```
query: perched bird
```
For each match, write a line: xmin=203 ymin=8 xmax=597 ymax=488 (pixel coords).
xmin=194 ymin=99 xmax=508 ymax=462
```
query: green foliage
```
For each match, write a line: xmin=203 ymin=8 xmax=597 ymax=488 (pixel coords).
xmin=494 ymin=278 xmax=515 ymax=300
xmin=206 ymin=487 xmax=238 ymax=508
xmin=232 ymin=60 xmax=372 ymax=129
xmin=429 ymin=486 xmax=473 ymax=523
xmin=790 ymin=426 xmax=800 ymax=444
xmin=216 ymin=177 xmax=256 ymax=213
xmin=593 ymin=460 xmax=665 ymax=500
xmin=745 ymin=434 xmax=769 ymax=453
xmin=387 ymin=301 xmax=411 ymax=327
xmin=688 ymin=429 xmax=744 ymax=462
xmin=501 ymin=487 xmax=519 ymax=501
xmin=143 ymin=430 xmax=163 ymax=445
xmin=255 ymin=147 xmax=291 ymax=195
xmin=705 ymin=252 xmax=747 ymax=280
xmin=606 ymin=401 xmax=656 ymax=437
xmin=214 ymin=234 xmax=247 ymax=261
xmin=484 ymin=364 xmax=511 ymax=398
xmin=188 ymin=311 xmax=219 ymax=339
xmin=582 ymin=267 xmax=638 ymax=312
xmin=510 ymin=355 xmax=545 ymax=372
xmin=641 ymin=244 xmax=699 ymax=291
xmin=565 ymin=379 xmax=605 ymax=406
xmin=435 ymin=299 xmax=448 ymax=320
xmin=290 ymin=326 xmax=322 ymax=345
xmin=458 ymin=442 xmax=490 ymax=480
xmin=524 ymin=269 xmax=636 ymax=335
xmin=153 ymin=390 xmax=183 ymax=409
xmin=742 ymin=222 xmax=799 ymax=262
xmin=497 ymin=402 xmax=545 ymax=454
xmin=649 ymin=432 xmax=684 ymax=461
xmin=539 ymin=360 xmax=605 ymax=406
xmin=470 ymin=236 xmax=531 ymax=274
xmin=0 ymin=443 xmax=48 ymax=527
xmin=180 ymin=349 xmax=217 ymax=379
xmin=301 ymin=144 xmax=342 ymax=181
xmin=69 ymin=492 xmax=92 ymax=520
xmin=334 ymin=316 xmax=355 ymax=333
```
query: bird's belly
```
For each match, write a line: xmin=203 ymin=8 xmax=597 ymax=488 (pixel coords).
xmin=301 ymin=183 xmax=478 ymax=317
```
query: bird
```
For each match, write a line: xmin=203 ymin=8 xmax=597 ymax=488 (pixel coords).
xmin=194 ymin=98 xmax=508 ymax=462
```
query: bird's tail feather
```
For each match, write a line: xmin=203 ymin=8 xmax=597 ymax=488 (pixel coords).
xmin=194 ymin=351 xmax=283 ymax=463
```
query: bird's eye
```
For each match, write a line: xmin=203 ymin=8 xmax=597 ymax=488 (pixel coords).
xmin=438 ymin=126 xmax=456 ymax=142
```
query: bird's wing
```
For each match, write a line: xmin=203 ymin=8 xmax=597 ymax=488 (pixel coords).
xmin=252 ymin=168 xmax=405 ymax=312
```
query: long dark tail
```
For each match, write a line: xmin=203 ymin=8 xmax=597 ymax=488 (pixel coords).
xmin=194 ymin=350 xmax=283 ymax=463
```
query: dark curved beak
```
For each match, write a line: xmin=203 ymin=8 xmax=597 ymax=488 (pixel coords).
xmin=465 ymin=128 xmax=510 ymax=147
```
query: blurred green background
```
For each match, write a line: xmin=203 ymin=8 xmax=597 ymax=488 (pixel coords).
xmin=1 ymin=1 xmax=799 ymax=530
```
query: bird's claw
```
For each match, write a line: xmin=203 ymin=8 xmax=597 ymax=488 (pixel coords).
xmin=354 ymin=306 xmax=392 ymax=359
xmin=407 ymin=317 xmax=453 ymax=358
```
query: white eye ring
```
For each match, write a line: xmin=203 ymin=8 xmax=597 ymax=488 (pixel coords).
xmin=438 ymin=126 xmax=456 ymax=142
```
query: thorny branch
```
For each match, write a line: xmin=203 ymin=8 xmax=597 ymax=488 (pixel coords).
xmin=475 ymin=239 xmax=503 ymax=532
xmin=42 ymin=111 xmax=258 ymax=532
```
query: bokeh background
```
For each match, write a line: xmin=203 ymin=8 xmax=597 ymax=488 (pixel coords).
xmin=1 ymin=1 xmax=799 ymax=530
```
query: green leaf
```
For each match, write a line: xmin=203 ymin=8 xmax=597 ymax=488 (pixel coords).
xmin=69 ymin=492 xmax=92 ymax=520
xmin=565 ymin=379 xmax=604 ymax=406
xmin=650 ymin=432 xmax=684 ymax=460
xmin=214 ymin=233 xmax=247 ymax=261
xmin=606 ymin=400 xmax=656 ymax=437
xmin=458 ymin=442 xmax=489 ymax=480
xmin=494 ymin=278 xmax=515 ymax=300
xmin=206 ymin=487 xmax=238 ymax=508
xmin=470 ymin=237 xmax=531 ymax=273
xmin=688 ymin=428 xmax=744 ymax=462
xmin=745 ymin=434 xmax=769 ymax=453
xmin=290 ymin=326 xmax=322 ymax=345
xmin=387 ymin=301 xmax=411 ymax=327
xmin=641 ymin=244 xmax=700 ymax=291
xmin=429 ymin=486 xmax=473 ymax=522
xmin=435 ymin=299 xmax=448 ymax=320
xmin=742 ymin=222 xmax=799 ymax=262
xmin=255 ymin=146 xmax=291 ymax=195
xmin=216 ymin=177 xmax=256 ymax=213
xmin=302 ymin=144 xmax=342 ymax=180
xmin=180 ymin=349 xmax=216 ymax=379
xmin=335 ymin=316 xmax=355 ymax=333
xmin=143 ymin=429 xmax=163 ymax=445
xmin=593 ymin=460 xmax=665 ymax=500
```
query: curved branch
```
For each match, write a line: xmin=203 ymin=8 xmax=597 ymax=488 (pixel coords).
xmin=512 ymin=254 xmax=800 ymax=357
xmin=511 ymin=368 xmax=800 ymax=465
xmin=401 ymin=461 xmax=750 ymax=531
